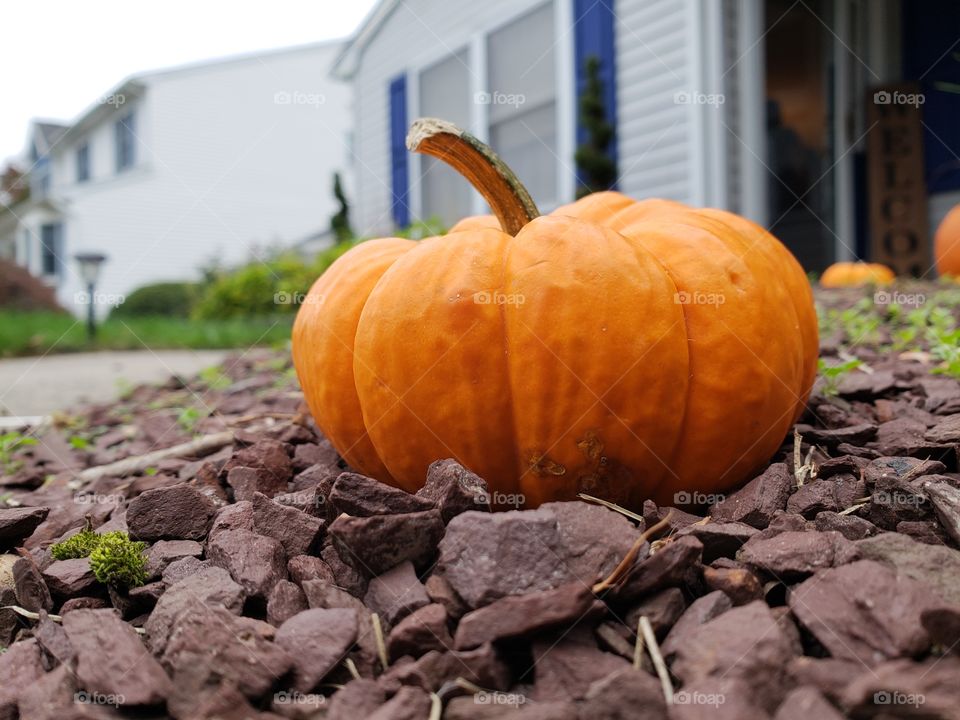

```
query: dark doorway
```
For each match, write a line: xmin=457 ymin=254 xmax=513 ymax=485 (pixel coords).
xmin=764 ymin=0 xmax=837 ymax=271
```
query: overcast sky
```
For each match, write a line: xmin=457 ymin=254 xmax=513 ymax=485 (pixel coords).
xmin=1 ymin=0 xmax=377 ymax=165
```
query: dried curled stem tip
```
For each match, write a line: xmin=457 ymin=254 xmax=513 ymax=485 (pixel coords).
xmin=405 ymin=117 xmax=540 ymax=236
xmin=592 ymin=510 xmax=674 ymax=594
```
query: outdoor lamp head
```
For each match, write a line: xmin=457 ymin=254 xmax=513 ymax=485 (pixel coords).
xmin=75 ymin=252 xmax=107 ymax=286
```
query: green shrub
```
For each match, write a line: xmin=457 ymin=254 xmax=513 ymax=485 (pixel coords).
xmin=192 ymin=243 xmax=358 ymax=320
xmin=112 ymin=282 xmax=198 ymax=318
xmin=88 ymin=531 xmax=148 ymax=588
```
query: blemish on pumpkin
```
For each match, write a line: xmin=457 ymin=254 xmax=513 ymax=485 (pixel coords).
xmin=527 ymin=452 xmax=566 ymax=476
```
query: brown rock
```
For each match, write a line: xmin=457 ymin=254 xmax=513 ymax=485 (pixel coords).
xmin=616 ymin=536 xmax=703 ymax=602
xmin=224 ymin=439 xmax=294 ymax=498
xmin=266 ymin=579 xmax=307 ymax=626
xmin=330 ymin=471 xmax=435 ymax=516
xmin=389 ymin=643 xmax=511 ymax=692
xmin=126 ymin=483 xmax=216 ymax=540
xmin=320 ymin=542 xmax=368 ymax=596
xmin=326 ymin=679 xmax=386 ymax=720
xmin=703 ymin=566 xmax=764 ymax=605
xmin=773 ymin=686 xmax=844 ymax=720
xmin=0 ymin=507 xmax=49 ymax=549
xmin=144 ymin=539 xmax=202 ymax=579
xmin=662 ymin=591 xmax=733 ymax=658
xmin=786 ymin=481 xmax=839 ymax=517
xmin=63 ymin=608 xmax=172 ymax=706
xmin=921 ymin=604 xmax=960 ymax=652
xmin=812 ymin=511 xmax=878 ymax=540
xmin=531 ymin=633 xmax=631 ymax=701
xmin=624 ymin=587 xmax=686 ymax=640
xmin=208 ymin=500 xmax=254 ymax=538
xmin=13 ymin=554 xmax=53 ymax=611
xmin=738 ymin=530 xmax=859 ymax=579
xmin=42 ymin=558 xmax=98 ymax=598
xmin=363 ymin=561 xmax=430 ymax=626
xmin=0 ymin=640 xmax=46 ymax=718
xmin=455 ymin=582 xmax=599 ymax=649
xmin=785 ymin=656 xmax=864 ymax=704
xmin=160 ymin=556 xmax=210 ymax=585
xmin=367 ymin=686 xmax=432 ymax=720
xmin=416 ymin=459 xmax=491 ymax=521
xmin=387 ymin=603 xmax=452 ymax=661
xmin=424 ymin=573 xmax=467 ymax=621
xmin=162 ymin=603 xmax=293 ymax=706
xmin=710 ymin=463 xmax=793 ymax=529
xmin=275 ymin=608 xmax=358 ymax=692
xmin=857 ymin=532 xmax=960 ymax=605
xmin=672 ymin=600 xmax=796 ymax=711
xmin=287 ymin=554 xmax=335 ymax=586
xmin=329 ymin=509 xmax=444 ymax=576
xmin=841 ymin=656 xmax=960 ymax=719
xmin=676 ymin=521 xmax=758 ymax=562
xmin=145 ymin=565 xmax=245 ymax=654
xmin=925 ymin=413 xmax=960 ymax=443
xmin=251 ymin=492 xmax=324 ymax=556
xmin=206 ymin=528 xmax=286 ymax=599
xmin=789 ymin=559 xmax=937 ymax=666
xmin=579 ymin=667 xmax=667 ymax=720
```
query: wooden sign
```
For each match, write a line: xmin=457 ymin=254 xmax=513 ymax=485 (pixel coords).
xmin=866 ymin=83 xmax=930 ymax=276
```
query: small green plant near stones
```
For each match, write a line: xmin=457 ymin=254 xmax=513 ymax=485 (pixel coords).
xmin=818 ymin=358 xmax=862 ymax=397
xmin=89 ymin=532 xmax=148 ymax=588
xmin=50 ymin=525 xmax=102 ymax=560
xmin=50 ymin=523 xmax=147 ymax=588
xmin=0 ymin=432 xmax=37 ymax=474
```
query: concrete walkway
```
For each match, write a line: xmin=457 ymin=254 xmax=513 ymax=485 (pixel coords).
xmin=0 ymin=350 xmax=228 ymax=417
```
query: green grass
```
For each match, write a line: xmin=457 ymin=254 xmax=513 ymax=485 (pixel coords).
xmin=0 ymin=311 xmax=293 ymax=357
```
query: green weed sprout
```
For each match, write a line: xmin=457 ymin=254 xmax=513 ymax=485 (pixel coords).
xmin=89 ymin=531 xmax=148 ymax=588
xmin=50 ymin=525 xmax=101 ymax=560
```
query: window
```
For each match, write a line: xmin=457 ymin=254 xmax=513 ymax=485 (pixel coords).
xmin=40 ymin=223 xmax=63 ymax=277
xmin=76 ymin=142 xmax=90 ymax=183
xmin=487 ymin=3 xmax=558 ymax=208
xmin=31 ymin=157 xmax=51 ymax=199
xmin=418 ymin=50 xmax=473 ymax=226
xmin=115 ymin=112 xmax=136 ymax=172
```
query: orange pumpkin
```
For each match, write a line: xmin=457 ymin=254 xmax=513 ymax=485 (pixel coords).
xmin=819 ymin=261 xmax=895 ymax=287
xmin=934 ymin=204 xmax=960 ymax=278
xmin=292 ymin=118 xmax=818 ymax=508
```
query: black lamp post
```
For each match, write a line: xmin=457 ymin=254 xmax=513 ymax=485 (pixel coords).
xmin=75 ymin=252 xmax=107 ymax=341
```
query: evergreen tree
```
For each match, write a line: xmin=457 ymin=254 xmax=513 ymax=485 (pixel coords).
xmin=574 ymin=55 xmax=618 ymax=198
xmin=330 ymin=172 xmax=353 ymax=244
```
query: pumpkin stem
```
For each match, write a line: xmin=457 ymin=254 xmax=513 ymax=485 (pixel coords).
xmin=406 ymin=118 xmax=540 ymax=235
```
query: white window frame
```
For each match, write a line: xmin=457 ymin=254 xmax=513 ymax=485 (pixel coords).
xmin=409 ymin=0 xmax=575 ymax=221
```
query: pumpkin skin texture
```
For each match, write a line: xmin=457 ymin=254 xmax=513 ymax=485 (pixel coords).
xmin=820 ymin=261 xmax=895 ymax=287
xmin=934 ymin=204 xmax=960 ymax=278
xmin=291 ymin=120 xmax=818 ymax=509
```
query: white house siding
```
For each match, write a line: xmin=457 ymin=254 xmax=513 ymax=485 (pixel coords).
xmin=349 ymin=0 xmax=569 ymax=236
xmin=613 ymin=0 xmax=698 ymax=205
xmin=32 ymin=43 xmax=350 ymax=315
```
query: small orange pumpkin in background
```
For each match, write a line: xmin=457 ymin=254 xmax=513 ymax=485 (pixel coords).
xmin=292 ymin=118 xmax=818 ymax=509
xmin=934 ymin=204 xmax=960 ymax=279
xmin=819 ymin=261 xmax=896 ymax=287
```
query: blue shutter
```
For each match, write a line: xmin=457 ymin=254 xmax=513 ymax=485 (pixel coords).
xmin=389 ymin=75 xmax=410 ymax=228
xmin=573 ymin=0 xmax=618 ymax=189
